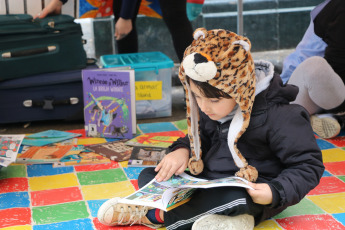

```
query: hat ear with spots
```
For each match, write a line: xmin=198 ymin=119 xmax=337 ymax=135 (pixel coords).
xmin=179 ymin=28 xmax=258 ymax=182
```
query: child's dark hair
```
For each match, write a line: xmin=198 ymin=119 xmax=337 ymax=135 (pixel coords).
xmin=187 ymin=76 xmax=231 ymax=99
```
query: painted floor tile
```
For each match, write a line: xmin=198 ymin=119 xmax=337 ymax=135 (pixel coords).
xmin=28 ymin=173 xmax=79 ymax=191
xmin=0 ymin=192 xmax=30 ymax=210
xmin=0 ymin=177 xmax=28 ymax=194
xmin=137 ymin=122 xmax=178 ymax=133
xmin=31 ymin=187 xmax=83 ymax=206
xmin=0 ymin=165 xmax=26 ymax=179
xmin=74 ymin=161 xmax=120 ymax=172
xmin=32 ymin=218 xmax=94 ymax=230
xmin=322 ymin=148 xmax=345 ymax=163
xmin=0 ymin=208 xmax=31 ymax=228
xmin=81 ymin=180 xmax=136 ymax=200
xmin=2 ymin=226 xmax=32 ymax=230
xmin=77 ymin=168 xmax=127 ymax=185
xmin=316 ymin=139 xmax=336 ymax=150
xmin=273 ymin=198 xmax=324 ymax=219
xmin=254 ymin=219 xmax=283 ymax=229
xmin=27 ymin=164 xmax=73 ymax=177
xmin=327 ymin=136 xmax=345 ymax=147
xmin=32 ymin=201 xmax=89 ymax=225
xmin=308 ymin=176 xmax=345 ymax=195
xmin=276 ymin=214 xmax=345 ymax=230
xmin=308 ymin=192 xmax=345 ymax=213
xmin=324 ymin=161 xmax=345 ymax=175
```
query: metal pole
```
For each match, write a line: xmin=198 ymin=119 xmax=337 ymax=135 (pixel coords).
xmin=5 ymin=0 xmax=9 ymax=14
xmin=237 ymin=0 xmax=243 ymax=35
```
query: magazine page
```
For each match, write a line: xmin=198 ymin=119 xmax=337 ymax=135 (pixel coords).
xmin=0 ymin=134 xmax=25 ymax=167
xmin=176 ymin=173 xmax=254 ymax=190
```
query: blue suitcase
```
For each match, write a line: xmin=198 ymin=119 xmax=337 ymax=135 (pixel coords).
xmin=0 ymin=65 xmax=97 ymax=124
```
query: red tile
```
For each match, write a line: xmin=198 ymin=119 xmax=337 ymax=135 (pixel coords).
xmin=0 ymin=178 xmax=28 ymax=194
xmin=327 ymin=136 xmax=345 ymax=147
xmin=131 ymin=179 xmax=139 ymax=191
xmin=74 ymin=161 xmax=120 ymax=172
xmin=308 ymin=176 xmax=345 ymax=195
xmin=276 ymin=214 xmax=345 ymax=230
xmin=324 ymin=161 xmax=345 ymax=175
xmin=0 ymin=208 xmax=31 ymax=228
xmin=31 ymin=187 xmax=83 ymax=206
xmin=93 ymin=217 xmax=152 ymax=229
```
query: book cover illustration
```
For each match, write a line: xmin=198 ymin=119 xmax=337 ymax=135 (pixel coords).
xmin=82 ymin=69 xmax=135 ymax=139
xmin=53 ymin=146 xmax=111 ymax=167
xmin=86 ymin=139 xmax=133 ymax=161
xmin=127 ymin=146 xmax=169 ymax=167
xmin=21 ymin=130 xmax=81 ymax=146
xmin=126 ymin=131 xmax=186 ymax=148
xmin=0 ymin=134 xmax=25 ymax=167
xmin=16 ymin=145 xmax=73 ymax=164
xmin=120 ymin=172 xmax=252 ymax=211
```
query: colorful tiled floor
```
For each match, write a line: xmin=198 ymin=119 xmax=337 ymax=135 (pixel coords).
xmin=1 ymin=120 xmax=345 ymax=230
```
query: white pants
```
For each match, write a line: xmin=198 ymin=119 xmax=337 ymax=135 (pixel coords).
xmin=288 ymin=56 xmax=345 ymax=115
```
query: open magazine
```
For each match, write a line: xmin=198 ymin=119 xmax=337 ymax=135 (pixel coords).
xmin=120 ymin=172 xmax=253 ymax=211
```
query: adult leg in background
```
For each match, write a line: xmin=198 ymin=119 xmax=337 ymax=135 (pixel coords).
xmin=113 ymin=0 xmax=142 ymax=53
xmin=158 ymin=0 xmax=194 ymax=62
xmin=287 ymin=56 xmax=345 ymax=114
xmin=288 ymin=56 xmax=345 ymax=138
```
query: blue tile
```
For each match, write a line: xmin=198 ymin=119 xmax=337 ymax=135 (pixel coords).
xmin=0 ymin=192 xmax=30 ymax=209
xmin=322 ymin=170 xmax=332 ymax=177
xmin=316 ymin=139 xmax=336 ymax=150
xmin=33 ymin=218 xmax=94 ymax=230
xmin=27 ymin=164 xmax=74 ymax=177
xmin=123 ymin=167 xmax=145 ymax=180
xmin=87 ymin=199 xmax=107 ymax=217
xmin=333 ymin=213 xmax=345 ymax=226
xmin=138 ymin=122 xmax=178 ymax=133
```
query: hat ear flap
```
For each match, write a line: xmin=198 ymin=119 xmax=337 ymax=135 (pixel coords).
xmin=232 ymin=40 xmax=251 ymax=52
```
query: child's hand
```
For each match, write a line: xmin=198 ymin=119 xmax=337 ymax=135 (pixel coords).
xmin=154 ymin=148 xmax=189 ymax=182
xmin=246 ymin=182 xmax=273 ymax=205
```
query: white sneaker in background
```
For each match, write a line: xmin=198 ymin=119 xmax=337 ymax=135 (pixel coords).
xmin=310 ymin=114 xmax=341 ymax=139
xmin=192 ymin=214 xmax=254 ymax=230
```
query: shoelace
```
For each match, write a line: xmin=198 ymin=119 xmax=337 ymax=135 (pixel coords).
xmin=118 ymin=205 xmax=148 ymax=225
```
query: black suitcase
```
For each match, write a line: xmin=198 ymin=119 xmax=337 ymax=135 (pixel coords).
xmin=0 ymin=65 xmax=97 ymax=124
xmin=0 ymin=14 xmax=87 ymax=81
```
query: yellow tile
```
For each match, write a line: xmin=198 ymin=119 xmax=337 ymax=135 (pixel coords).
xmin=77 ymin=137 xmax=107 ymax=145
xmin=29 ymin=173 xmax=79 ymax=191
xmin=119 ymin=161 xmax=128 ymax=168
xmin=2 ymin=226 xmax=32 ymax=230
xmin=81 ymin=180 xmax=135 ymax=200
xmin=322 ymin=148 xmax=345 ymax=163
xmin=308 ymin=192 xmax=345 ymax=213
xmin=254 ymin=220 xmax=282 ymax=229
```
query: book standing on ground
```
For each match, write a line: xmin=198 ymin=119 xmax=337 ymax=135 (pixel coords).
xmin=82 ymin=68 xmax=136 ymax=139
xmin=21 ymin=130 xmax=81 ymax=146
xmin=0 ymin=134 xmax=25 ymax=167
xmin=120 ymin=172 xmax=254 ymax=211
xmin=86 ymin=139 xmax=133 ymax=162
xmin=127 ymin=146 xmax=169 ymax=167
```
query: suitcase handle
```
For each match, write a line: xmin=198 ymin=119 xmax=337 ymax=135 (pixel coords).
xmin=2 ymin=46 xmax=56 ymax=58
xmin=23 ymin=97 xmax=79 ymax=110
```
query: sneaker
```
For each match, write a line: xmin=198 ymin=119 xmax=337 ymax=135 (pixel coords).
xmin=192 ymin=214 xmax=254 ymax=230
xmin=310 ymin=114 xmax=341 ymax=139
xmin=97 ymin=197 xmax=164 ymax=229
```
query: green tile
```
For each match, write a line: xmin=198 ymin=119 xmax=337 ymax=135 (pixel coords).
xmin=273 ymin=198 xmax=325 ymax=219
xmin=338 ymin=176 xmax=345 ymax=183
xmin=32 ymin=201 xmax=89 ymax=225
xmin=77 ymin=168 xmax=127 ymax=185
xmin=173 ymin=119 xmax=188 ymax=131
xmin=0 ymin=165 xmax=26 ymax=179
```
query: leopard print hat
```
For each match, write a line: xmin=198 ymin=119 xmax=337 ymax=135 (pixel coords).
xmin=179 ymin=28 xmax=258 ymax=182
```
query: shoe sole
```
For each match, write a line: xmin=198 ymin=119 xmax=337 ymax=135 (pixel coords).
xmin=310 ymin=116 xmax=340 ymax=139
xmin=97 ymin=197 xmax=121 ymax=226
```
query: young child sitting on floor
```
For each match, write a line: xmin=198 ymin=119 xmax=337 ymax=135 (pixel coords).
xmin=97 ymin=28 xmax=324 ymax=230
